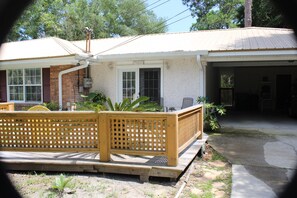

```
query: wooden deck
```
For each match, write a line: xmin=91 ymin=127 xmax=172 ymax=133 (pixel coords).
xmin=0 ymin=134 xmax=207 ymax=182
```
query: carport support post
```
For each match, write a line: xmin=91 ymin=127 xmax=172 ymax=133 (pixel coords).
xmin=99 ymin=113 xmax=110 ymax=162
xmin=167 ymin=115 xmax=178 ymax=166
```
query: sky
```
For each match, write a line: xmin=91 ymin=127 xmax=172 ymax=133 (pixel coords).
xmin=146 ymin=0 xmax=196 ymax=32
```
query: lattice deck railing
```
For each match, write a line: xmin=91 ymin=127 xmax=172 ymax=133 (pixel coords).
xmin=0 ymin=102 xmax=14 ymax=111
xmin=0 ymin=112 xmax=99 ymax=152
xmin=0 ymin=105 xmax=203 ymax=166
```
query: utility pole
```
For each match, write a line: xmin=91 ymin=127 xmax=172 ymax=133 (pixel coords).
xmin=245 ymin=0 xmax=252 ymax=27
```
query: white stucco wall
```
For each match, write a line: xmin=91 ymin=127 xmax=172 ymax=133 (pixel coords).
xmin=163 ymin=58 xmax=202 ymax=109
xmin=89 ymin=57 xmax=203 ymax=110
xmin=89 ymin=63 xmax=116 ymax=103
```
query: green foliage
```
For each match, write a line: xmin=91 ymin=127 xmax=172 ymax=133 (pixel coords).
xmin=183 ymin=0 xmax=286 ymax=30
xmin=7 ymin=0 xmax=167 ymax=41
xmin=51 ymin=174 xmax=73 ymax=195
xmin=76 ymin=91 xmax=107 ymax=112
xmin=236 ymin=0 xmax=286 ymax=28
xmin=197 ymin=96 xmax=226 ymax=131
xmin=43 ymin=101 xmax=60 ymax=111
xmin=183 ymin=0 xmax=243 ymax=30
xmin=75 ymin=102 xmax=106 ymax=112
xmin=81 ymin=91 xmax=106 ymax=104
xmin=106 ymin=96 xmax=162 ymax=112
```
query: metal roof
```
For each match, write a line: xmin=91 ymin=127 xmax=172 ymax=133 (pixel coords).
xmin=0 ymin=37 xmax=82 ymax=61
xmin=1 ymin=27 xmax=297 ymax=61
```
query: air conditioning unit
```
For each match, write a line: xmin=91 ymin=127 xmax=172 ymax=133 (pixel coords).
xmin=83 ymin=78 xmax=92 ymax=88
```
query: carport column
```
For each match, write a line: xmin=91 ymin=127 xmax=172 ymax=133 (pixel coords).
xmin=167 ymin=114 xmax=178 ymax=166
xmin=99 ymin=113 xmax=111 ymax=162
xmin=197 ymin=55 xmax=207 ymax=97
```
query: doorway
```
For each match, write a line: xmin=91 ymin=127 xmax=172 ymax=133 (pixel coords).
xmin=118 ymin=68 xmax=161 ymax=104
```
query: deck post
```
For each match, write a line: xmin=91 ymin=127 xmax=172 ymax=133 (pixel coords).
xmin=198 ymin=107 xmax=203 ymax=139
xmin=99 ymin=113 xmax=110 ymax=162
xmin=166 ymin=114 xmax=178 ymax=166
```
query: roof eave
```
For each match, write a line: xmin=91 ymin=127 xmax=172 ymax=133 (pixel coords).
xmin=207 ymin=49 xmax=297 ymax=62
xmin=0 ymin=55 xmax=78 ymax=69
xmin=95 ymin=50 xmax=209 ymax=62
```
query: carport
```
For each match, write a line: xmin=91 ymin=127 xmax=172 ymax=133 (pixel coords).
xmin=205 ymin=60 xmax=297 ymax=116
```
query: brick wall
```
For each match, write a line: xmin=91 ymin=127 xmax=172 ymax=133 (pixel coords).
xmin=50 ymin=65 xmax=86 ymax=109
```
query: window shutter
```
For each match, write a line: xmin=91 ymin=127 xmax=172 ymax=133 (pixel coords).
xmin=42 ymin=68 xmax=50 ymax=102
xmin=0 ymin=70 xmax=7 ymax=102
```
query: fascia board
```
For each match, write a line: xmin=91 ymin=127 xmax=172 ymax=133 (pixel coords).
xmin=95 ymin=50 xmax=208 ymax=62
xmin=0 ymin=56 xmax=77 ymax=69
xmin=207 ymin=50 xmax=297 ymax=62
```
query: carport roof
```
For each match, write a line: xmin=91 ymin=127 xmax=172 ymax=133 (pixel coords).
xmin=1 ymin=27 xmax=297 ymax=61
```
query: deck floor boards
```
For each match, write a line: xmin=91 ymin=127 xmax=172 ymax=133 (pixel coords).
xmin=0 ymin=134 xmax=207 ymax=181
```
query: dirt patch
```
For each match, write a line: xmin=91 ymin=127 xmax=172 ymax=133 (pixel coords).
xmin=7 ymin=144 xmax=231 ymax=198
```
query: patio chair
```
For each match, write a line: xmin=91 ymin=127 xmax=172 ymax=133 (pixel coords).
xmin=27 ymin=105 xmax=50 ymax=111
xmin=181 ymin=97 xmax=194 ymax=109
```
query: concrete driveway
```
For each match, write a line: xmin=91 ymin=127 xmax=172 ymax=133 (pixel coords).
xmin=208 ymin=112 xmax=297 ymax=198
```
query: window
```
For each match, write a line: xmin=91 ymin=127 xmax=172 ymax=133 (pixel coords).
xmin=220 ymin=69 xmax=234 ymax=106
xmin=122 ymin=71 xmax=136 ymax=100
xmin=8 ymin=68 xmax=42 ymax=102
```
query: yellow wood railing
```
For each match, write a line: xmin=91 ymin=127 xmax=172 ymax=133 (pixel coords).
xmin=0 ymin=102 xmax=14 ymax=111
xmin=0 ymin=111 xmax=99 ymax=152
xmin=0 ymin=105 xmax=203 ymax=166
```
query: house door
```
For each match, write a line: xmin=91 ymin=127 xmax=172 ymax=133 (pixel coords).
xmin=118 ymin=68 xmax=161 ymax=104
xmin=276 ymin=74 xmax=291 ymax=111
xmin=118 ymin=69 xmax=139 ymax=101
xmin=139 ymin=68 xmax=161 ymax=104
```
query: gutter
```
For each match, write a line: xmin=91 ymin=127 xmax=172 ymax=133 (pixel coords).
xmin=58 ymin=60 xmax=89 ymax=110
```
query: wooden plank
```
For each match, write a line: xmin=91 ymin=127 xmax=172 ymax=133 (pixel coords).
xmin=99 ymin=113 xmax=110 ymax=162
xmin=0 ymin=134 xmax=208 ymax=181
xmin=166 ymin=115 xmax=178 ymax=166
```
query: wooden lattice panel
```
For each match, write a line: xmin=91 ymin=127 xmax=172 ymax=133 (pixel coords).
xmin=110 ymin=117 xmax=167 ymax=154
xmin=0 ymin=113 xmax=99 ymax=152
xmin=178 ymin=109 xmax=200 ymax=148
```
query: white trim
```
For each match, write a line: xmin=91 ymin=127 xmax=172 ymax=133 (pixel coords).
xmin=6 ymin=68 xmax=43 ymax=103
xmin=96 ymin=51 xmax=208 ymax=62
xmin=0 ymin=56 xmax=77 ymax=69
xmin=211 ymin=60 xmax=297 ymax=67
xmin=207 ymin=50 xmax=297 ymax=62
xmin=115 ymin=63 xmax=164 ymax=103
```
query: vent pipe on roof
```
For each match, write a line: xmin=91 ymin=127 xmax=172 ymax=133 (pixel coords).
xmin=85 ymin=27 xmax=93 ymax=53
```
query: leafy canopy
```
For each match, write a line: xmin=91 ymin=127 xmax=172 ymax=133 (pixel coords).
xmin=7 ymin=0 xmax=167 ymax=41
xmin=183 ymin=0 xmax=287 ymax=30
xmin=183 ymin=0 xmax=243 ymax=30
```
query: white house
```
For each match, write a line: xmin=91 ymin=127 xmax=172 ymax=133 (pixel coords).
xmin=1 ymin=27 xmax=297 ymax=113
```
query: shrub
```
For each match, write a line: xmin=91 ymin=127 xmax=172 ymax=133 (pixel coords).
xmin=106 ymin=96 xmax=162 ymax=112
xmin=197 ymin=96 xmax=226 ymax=131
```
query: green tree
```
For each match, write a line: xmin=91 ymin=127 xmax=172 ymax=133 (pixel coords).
xmin=182 ymin=0 xmax=243 ymax=30
xmin=7 ymin=0 xmax=166 ymax=41
xmin=183 ymin=0 xmax=287 ymax=30
xmin=236 ymin=0 xmax=286 ymax=28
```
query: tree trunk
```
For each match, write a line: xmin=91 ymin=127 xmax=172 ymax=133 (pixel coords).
xmin=245 ymin=0 xmax=252 ymax=27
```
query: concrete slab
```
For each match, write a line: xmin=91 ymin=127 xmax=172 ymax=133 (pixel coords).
xmin=231 ymin=165 xmax=277 ymax=198
xmin=209 ymin=112 xmax=297 ymax=197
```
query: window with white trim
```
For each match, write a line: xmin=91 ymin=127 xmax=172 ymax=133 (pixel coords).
xmin=8 ymin=68 xmax=42 ymax=102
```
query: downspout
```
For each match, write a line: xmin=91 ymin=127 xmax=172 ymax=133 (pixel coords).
xmin=196 ymin=55 xmax=206 ymax=97
xmin=58 ymin=60 xmax=89 ymax=110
